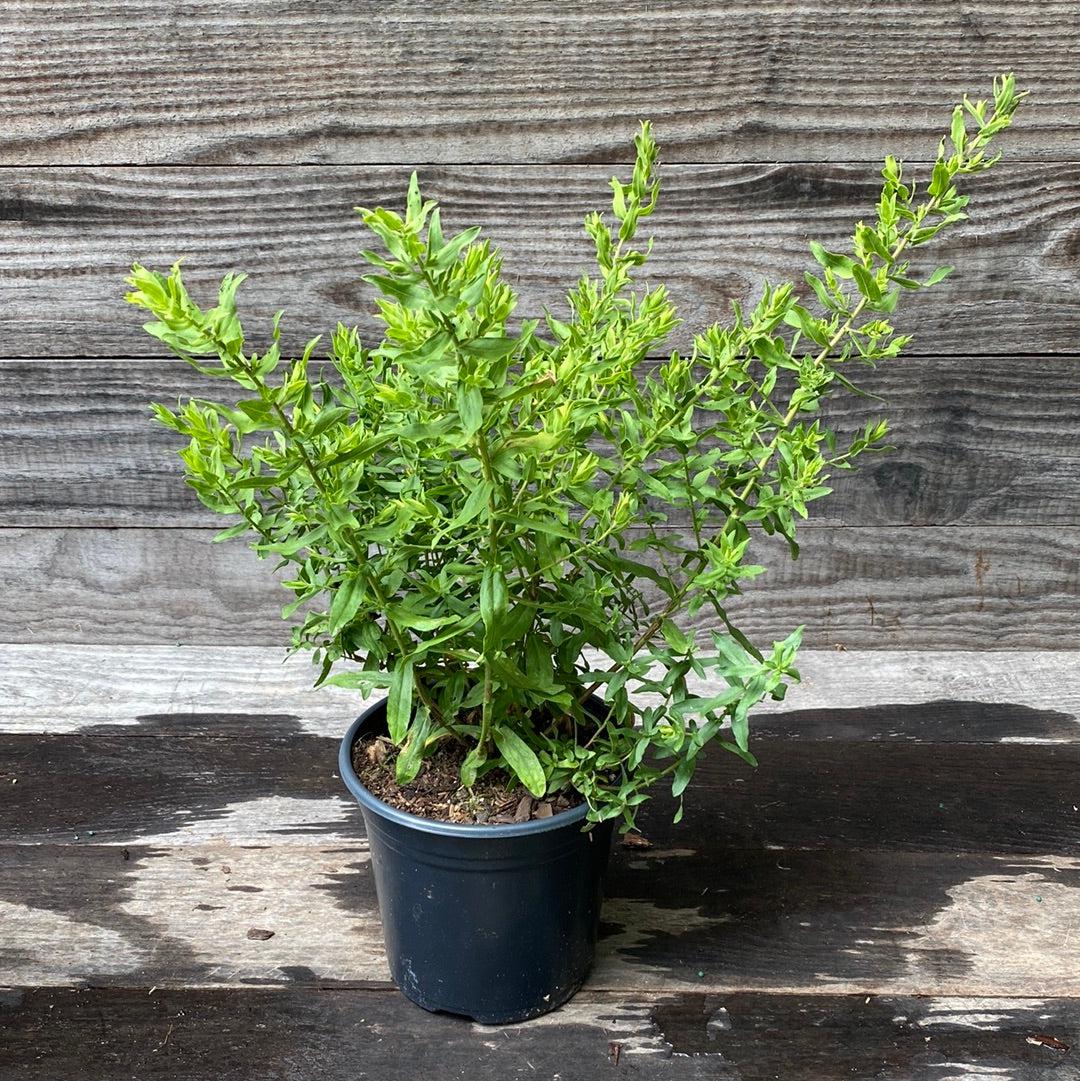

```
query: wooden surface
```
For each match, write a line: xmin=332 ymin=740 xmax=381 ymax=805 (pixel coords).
xmin=3 ymin=650 xmax=1080 ymax=1077
xmin=5 ymin=645 xmax=1079 ymax=735
xmin=5 ymin=355 xmax=1079 ymax=528
xmin=2 ymin=2 xmax=1077 ymax=653
xmin=1 ymin=1 xmax=1077 ymax=165
xmin=2 ymin=163 xmax=1078 ymax=359
xmin=5 ymin=988 xmax=1078 ymax=1080
xmin=4 ymin=524 xmax=1077 ymax=649
xmin=5 ymin=350 xmax=1078 ymax=649
xmin=5 ymin=3 xmax=1080 ymax=1075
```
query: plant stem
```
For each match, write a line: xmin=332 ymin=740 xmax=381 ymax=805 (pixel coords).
xmin=221 ymin=346 xmax=448 ymax=729
xmin=576 ymin=185 xmax=948 ymax=713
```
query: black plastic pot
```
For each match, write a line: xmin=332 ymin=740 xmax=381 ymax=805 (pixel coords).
xmin=339 ymin=698 xmax=614 ymax=1024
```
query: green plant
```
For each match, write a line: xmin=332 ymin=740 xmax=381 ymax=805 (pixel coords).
xmin=126 ymin=76 xmax=1024 ymax=828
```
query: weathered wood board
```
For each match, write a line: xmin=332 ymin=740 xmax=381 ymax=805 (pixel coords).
xmin=1 ymin=1 xmax=1074 ymax=165
xmin=5 ymin=730 xmax=1079 ymax=850
xmin=4 ymin=987 xmax=1077 ymax=1081
xmin=2 ymin=525 xmax=1076 ymax=648
xmin=3 ymin=840 xmax=1079 ymax=996
xmin=4 ymin=355 xmax=1078 ymax=528
xmin=3 ymin=645 xmax=1078 ymax=737
xmin=1 ymin=163 xmax=1074 ymax=358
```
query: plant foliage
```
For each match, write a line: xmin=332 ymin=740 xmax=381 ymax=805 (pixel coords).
xmin=126 ymin=76 xmax=1024 ymax=828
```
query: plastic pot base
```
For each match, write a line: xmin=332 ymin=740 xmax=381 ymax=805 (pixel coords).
xmin=339 ymin=699 xmax=614 ymax=1024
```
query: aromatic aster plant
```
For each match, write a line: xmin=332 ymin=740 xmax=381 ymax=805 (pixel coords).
xmin=126 ymin=76 xmax=1024 ymax=828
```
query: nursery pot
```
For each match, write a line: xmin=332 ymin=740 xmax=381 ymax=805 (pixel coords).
xmin=339 ymin=698 xmax=614 ymax=1024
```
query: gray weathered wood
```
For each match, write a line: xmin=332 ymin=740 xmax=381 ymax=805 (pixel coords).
xmin=3 ymin=987 xmax=1077 ymax=1080
xmin=5 ymin=729 xmax=1079 ymax=849
xmin=0 ymin=163 xmax=1073 ymax=358
xmin=3 ymin=842 xmax=1078 ymax=995
xmin=2 ymin=1 xmax=1075 ymax=1062
xmin=0 ymin=844 xmax=385 ymax=987
xmin=2 ymin=525 xmax=1076 ymax=648
xmin=0 ymin=645 xmax=358 ymax=735
xmin=4 ymin=355 xmax=1078 ymax=528
xmin=0 ymin=1 xmax=1072 ymax=165
xmin=3 ymin=645 xmax=1078 ymax=737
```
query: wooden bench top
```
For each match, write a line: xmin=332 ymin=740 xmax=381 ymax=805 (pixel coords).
xmin=2 ymin=646 xmax=1078 ymax=1077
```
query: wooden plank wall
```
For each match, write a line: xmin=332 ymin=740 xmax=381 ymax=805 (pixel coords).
xmin=1 ymin=1 xmax=1078 ymax=650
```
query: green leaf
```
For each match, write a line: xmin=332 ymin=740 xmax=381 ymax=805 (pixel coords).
xmin=432 ymin=225 xmax=482 ymax=269
xmin=717 ymin=739 xmax=758 ymax=767
xmin=328 ymin=575 xmax=366 ymax=636
xmin=809 ymin=241 xmax=855 ymax=279
xmin=362 ymin=273 xmax=432 ymax=309
xmin=395 ymin=703 xmax=431 ymax=784
xmin=803 ymin=272 xmax=839 ymax=312
xmin=660 ymin=620 xmax=692 ymax=653
xmin=386 ymin=605 xmax=456 ymax=632
xmin=928 ymin=159 xmax=952 ymax=198
xmin=449 ymin=479 xmax=492 ymax=528
xmin=212 ymin=522 xmax=249 ymax=543
xmin=925 ymin=265 xmax=955 ymax=287
xmin=851 ymin=263 xmax=882 ymax=302
xmin=504 ymin=514 xmax=576 ymax=541
xmin=610 ymin=176 xmax=627 ymax=218
xmin=460 ymin=336 xmax=518 ymax=361
xmin=782 ymin=305 xmax=830 ymax=347
xmin=950 ymin=105 xmax=967 ymax=155
xmin=858 ymin=225 xmax=892 ymax=262
xmin=230 ymin=474 xmax=280 ymax=491
xmin=460 ymin=745 xmax=486 ymax=788
xmin=873 ymin=287 xmax=900 ymax=313
xmin=308 ymin=405 xmax=351 ymax=437
xmin=405 ymin=171 xmax=422 ymax=225
xmin=457 ymin=385 xmax=484 ymax=436
xmin=480 ymin=566 xmax=509 ymax=646
xmin=325 ymin=669 xmax=397 ymax=690
xmin=671 ymin=756 xmax=695 ymax=798
xmin=670 ymin=687 xmax=741 ymax=716
xmin=427 ymin=206 xmax=444 ymax=252
xmin=492 ymin=727 xmax=546 ymax=798
xmin=386 ymin=659 xmax=414 ymax=743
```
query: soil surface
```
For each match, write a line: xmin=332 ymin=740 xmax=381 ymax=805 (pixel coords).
xmin=352 ymin=734 xmax=581 ymax=825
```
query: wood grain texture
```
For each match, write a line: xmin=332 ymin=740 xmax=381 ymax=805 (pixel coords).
xmin=5 ymin=354 xmax=1078 ymax=528
xmin=2 ymin=525 xmax=1076 ymax=648
xmin=3 ymin=841 xmax=1079 ymax=995
xmin=3 ymin=1 xmax=1076 ymax=1059
xmin=2 ymin=162 xmax=1076 ymax=359
xmin=5 ymin=730 xmax=1078 ymax=851
xmin=3 ymin=645 xmax=1078 ymax=737
xmin=0 ymin=1 xmax=1073 ymax=165
xmin=3 ymin=987 xmax=1077 ymax=1080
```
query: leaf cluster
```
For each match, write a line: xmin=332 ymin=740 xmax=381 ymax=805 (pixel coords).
xmin=126 ymin=76 xmax=1024 ymax=828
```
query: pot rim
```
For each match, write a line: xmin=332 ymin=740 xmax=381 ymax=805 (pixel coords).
xmin=338 ymin=698 xmax=594 ymax=839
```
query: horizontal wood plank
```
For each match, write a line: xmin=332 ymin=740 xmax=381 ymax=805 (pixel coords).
xmin=0 ymin=844 xmax=385 ymax=987
xmin=5 ymin=731 xmax=1078 ymax=852
xmin=2 ymin=842 xmax=1078 ymax=995
xmin=3 ymin=645 xmax=1078 ymax=738
xmin=3 ymin=986 xmax=1077 ymax=1080
xmin=0 ymin=1 xmax=1073 ymax=165
xmin=1 ymin=163 xmax=1076 ymax=358
xmin=2 ymin=526 xmax=1077 ymax=648
xmin=5 ymin=355 xmax=1078 ymax=528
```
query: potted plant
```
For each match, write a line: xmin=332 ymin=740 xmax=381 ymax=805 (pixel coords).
xmin=125 ymin=75 xmax=1023 ymax=1024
